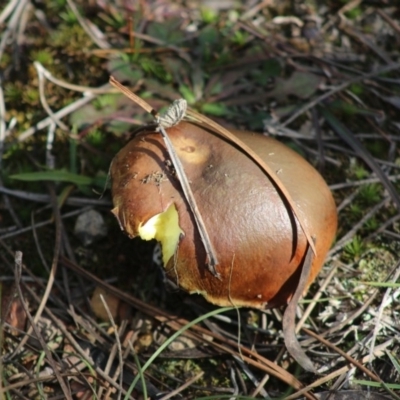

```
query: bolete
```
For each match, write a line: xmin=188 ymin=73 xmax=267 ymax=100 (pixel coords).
xmin=111 ymin=121 xmax=337 ymax=309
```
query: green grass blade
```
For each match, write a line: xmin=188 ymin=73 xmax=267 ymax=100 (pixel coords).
xmin=124 ymin=307 xmax=234 ymax=400
xmin=359 ymin=282 xmax=400 ymax=288
xmin=10 ymin=170 xmax=94 ymax=186
xmin=387 ymin=352 xmax=400 ymax=375
xmin=352 ymin=379 xmax=400 ymax=391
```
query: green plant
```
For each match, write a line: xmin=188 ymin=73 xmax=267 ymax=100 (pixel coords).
xmin=344 ymin=236 xmax=366 ymax=260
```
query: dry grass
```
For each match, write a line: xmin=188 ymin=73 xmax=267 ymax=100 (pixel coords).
xmin=1 ymin=0 xmax=400 ymax=399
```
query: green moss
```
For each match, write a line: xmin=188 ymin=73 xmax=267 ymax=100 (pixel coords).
xmin=31 ymin=50 xmax=54 ymax=66
xmin=343 ymin=236 xmax=366 ymax=261
xmin=345 ymin=7 xmax=362 ymax=19
xmin=357 ymin=247 xmax=396 ymax=283
xmin=200 ymin=7 xmax=219 ymax=24
xmin=48 ymin=23 xmax=92 ymax=53
xmin=358 ymin=184 xmax=382 ymax=206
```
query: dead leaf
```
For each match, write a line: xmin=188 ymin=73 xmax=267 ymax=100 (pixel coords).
xmin=1 ymin=283 xmax=27 ymax=335
xmin=267 ymin=71 xmax=325 ymax=101
xmin=91 ymin=286 xmax=120 ymax=321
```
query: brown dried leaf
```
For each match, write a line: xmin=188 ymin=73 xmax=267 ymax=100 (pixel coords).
xmin=90 ymin=286 xmax=120 ymax=322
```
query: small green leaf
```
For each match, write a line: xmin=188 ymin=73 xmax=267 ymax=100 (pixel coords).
xmin=359 ymin=282 xmax=400 ymax=288
xmin=201 ymin=102 xmax=229 ymax=116
xmin=352 ymin=379 xmax=400 ymax=391
xmin=107 ymin=59 xmax=143 ymax=84
xmin=179 ymin=84 xmax=196 ymax=104
xmin=200 ymin=7 xmax=218 ymax=24
xmin=10 ymin=170 xmax=94 ymax=186
xmin=267 ymin=71 xmax=323 ymax=101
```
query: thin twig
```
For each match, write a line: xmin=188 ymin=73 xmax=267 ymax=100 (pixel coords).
xmin=16 ymin=83 xmax=110 ymax=143
xmin=99 ymin=295 xmax=124 ymax=400
xmin=61 ymin=256 xmax=318 ymax=400
xmin=0 ymin=74 xmax=22 ymax=228
xmin=109 ymin=76 xmax=220 ymax=274
xmin=18 ymin=282 xmax=136 ymax=399
xmin=8 ymin=184 xmax=63 ymax=357
xmin=65 ymin=0 xmax=110 ymax=49
xmin=34 ymin=61 xmax=118 ymax=94
xmin=281 ymin=62 xmax=400 ymax=127
xmin=0 ymin=186 xmax=111 ymax=207
xmin=13 ymin=251 xmax=73 ymax=400
xmin=158 ymin=372 xmax=205 ymax=400
xmin=331 ymin=198 xmax=388 ymax=254
xmin=0 ymin=0 xmax=27 ymax=61
xmin=283 ymin=240 xmax=316 ymax=372
xmin=34 ymin=62 xmax=70 ymax=131
xmin=109 ymin=76 xmax=153 ymax=114
xmin=296 ymin=262 xmax=339 ymax=334
xmin=368 ymin=260 xmax=400 ymax=368
xmin=157 ymin=123 xmax=220 ymax=275
xmin=286 ymin=338 xmax=394 ymax=400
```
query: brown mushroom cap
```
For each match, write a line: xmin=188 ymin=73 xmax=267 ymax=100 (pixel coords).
xmin=111 ymin=121 xmax=337 ymax=308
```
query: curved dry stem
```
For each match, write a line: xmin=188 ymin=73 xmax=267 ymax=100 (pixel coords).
xmin=109 ymin=76 xmax=220 ymax=275
xmin=282 ymin=238 xmax=316 ymax=373
xmin=186 ymin=108 xmax=317 ymax=257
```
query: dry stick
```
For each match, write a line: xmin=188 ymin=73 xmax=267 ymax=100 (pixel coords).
xmin=7 ymin=184 xmax=63 ymax=359
xmin=35 ymin=61 xmax=118 ymax=94
xmin=331 ymin=198 xmax=389 ymax=254
xmin=11 ymin=279 xmax=137 ymax=399
xmin=338 ymin=17 xmax=393 ymax=64
xmin=65 ymin=0 xmax=110 ymax=50
xmin=0 ymin=207 xmax=91 ymax=241
xmin=109 ymin=76 xmax=153 ymax=114
xmin=13 ymin=251 xmax=73 ymax=400
xmin=281 ymin=61 xmax=400 ymax=128
xmin=285 ymin=339 xmax=394 ymax=400
xmin=0 ymin=186 xmax=111 ymax=207
xmin=158 ymin=372 xmax=205 ymax=400
xmin=0 ymin=0 xmax=20 ymax=24
xmin=16 ymin=83 xmax=109 ymax=143
xmin=60 ymin=257 xmax=318 ymax=400
xmin=296 ymin=262 xmax=339 ymax=333
xmin=233 ymin=354 xmax=269 ymax=398
xmin=368 ymin=260 xmax=400 ymax=369
xmin=157 ymin=122 xmax=219 ymax=274
xmin=283 ymin=240 xmax=316 ymax=373
xmin=156 ymin=101 xmax=219 ymax=271
xmin=303 ymin=328 xmax=381 ymax=382
xmin=0 ymin=75 xmax=23 ymax=229
xmin=109 ymin=76 xmax=220 ymax=275
xmin=302 ymin=329 xmax=400 ymax=400
xmin=330 ymin=174 xmax=400 ymax=190
xmin=365 ymin=213 xmax=400 ymax=243
xmin=300 ymin=258 xmax=400 ymax=349
xmin=34 ymin=62 xmax=69 ymax=132
xmin=0 ymin=0 xmax=27 ymax=60
xmin=376 ymin=8 xmax=400 ymax=34
xmin=1 ymin=372 xmax=92 ymax=393
xmin=99 ymin=295 xmax=124 ymax=400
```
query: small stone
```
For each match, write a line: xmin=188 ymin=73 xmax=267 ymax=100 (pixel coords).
xmin=74 ymin=209 xmax=107 ymax=246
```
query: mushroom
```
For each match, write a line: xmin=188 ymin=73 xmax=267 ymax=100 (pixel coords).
xmin=111 ymin=121 xmax=337 ymax=309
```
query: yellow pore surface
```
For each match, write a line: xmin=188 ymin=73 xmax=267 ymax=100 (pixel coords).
xmin=137 ymin=203 xmax=183 ymax=265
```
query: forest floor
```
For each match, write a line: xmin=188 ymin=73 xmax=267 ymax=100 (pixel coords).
xmin=1 ymin=1 xmax=400 ymax=399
